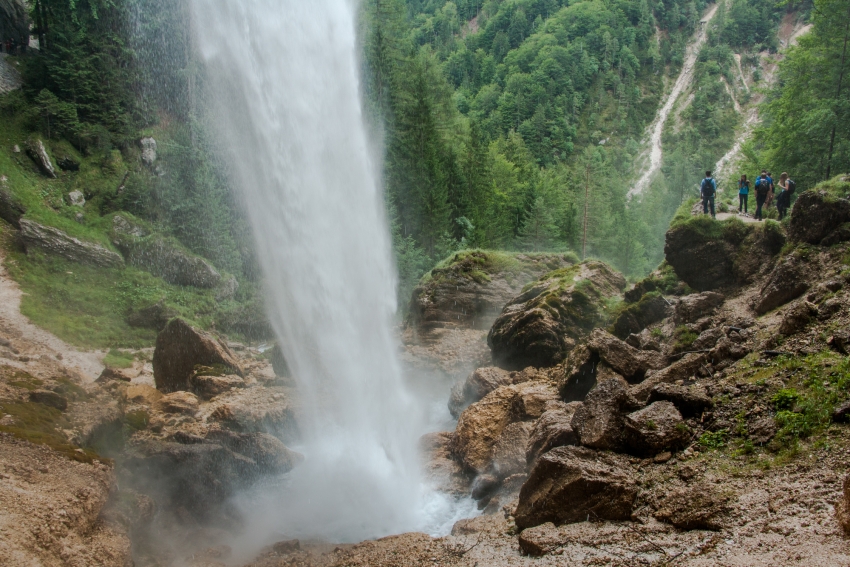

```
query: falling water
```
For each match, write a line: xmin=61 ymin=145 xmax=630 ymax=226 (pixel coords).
xmin=191 ymin=0 xmax=471 ymax=545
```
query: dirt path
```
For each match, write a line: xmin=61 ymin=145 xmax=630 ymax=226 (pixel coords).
xmin=0 ymin=249 xmax=105 ymax=382
xmin=630 ymin=3 xmax=719 ymax=197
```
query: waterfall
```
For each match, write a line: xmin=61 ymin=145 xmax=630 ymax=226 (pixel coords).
xmin=192 ymin=0 xmax=467 ymax=545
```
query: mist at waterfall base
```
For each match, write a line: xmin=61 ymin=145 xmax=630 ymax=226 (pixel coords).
xmin=191 ymin=0 xmax=475 ymax=547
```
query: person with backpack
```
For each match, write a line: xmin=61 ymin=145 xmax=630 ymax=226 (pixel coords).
xmin=776 ymin=172 xmax=796 ymax=220
xmin=738 ymin=174 xmax=750 ymax=214
xmin=765 ymin=171 xmax=776 ymax=208
xmin=754 ymin=170 xmax=770 ymax=221
xmin=700 ymin=171 xmax=717 ymax=218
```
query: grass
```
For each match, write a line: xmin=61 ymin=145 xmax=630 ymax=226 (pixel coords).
xmin=422 ymin=249 xmax=579 ymax=287
xmin=0 ymin=399 xmax=103 ymax=463
xmin=673 ymin=325 xmax=699 ymax=351
xmin=104 ymin=349 xmax=135 ymax=369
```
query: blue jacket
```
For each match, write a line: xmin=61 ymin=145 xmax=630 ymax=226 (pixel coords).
xmin=701 ymin=177 xmax=717 ymax=197
xmin=739 ymin=181 xmax=750 ymax=195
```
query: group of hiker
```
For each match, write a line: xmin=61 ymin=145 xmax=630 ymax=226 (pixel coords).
xmin=699 ymin=169 xmax=796 ymax=221
xmin=1 ymin=37 xmax=26 ymax=56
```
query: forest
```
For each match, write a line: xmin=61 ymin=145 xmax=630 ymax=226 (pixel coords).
xmin=0 ymin=0 xmax=840 ymax=324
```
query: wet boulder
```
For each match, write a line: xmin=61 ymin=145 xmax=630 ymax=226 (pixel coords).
xmin=674 ymin=292 xmax=724 ymax=324
xmin=491 ymin=421 xmax=533 ymax=479
xmin=755 ymin=255 xmax=809 ymax=314
xmin=647 ymin=383 xmax=713 ymax=418
xmin=153 ymin=318 xmax=244 ymax=393
xmin=156 ymin=391 xmax=199 ymax=415
xmin=191 ymin=373 xmax=245 ymax=400
xmin=526 ymin=401 xmax=582 ymax=465
xmin=514 ymin=446 xmax=637 ymax=529
xmin=19 ymin=219 xmax=124 ymax=268
xmin=488 ymin=261 xmax=626 ymax=369
xmin=205 ymin=429 xmax=302 ymax=473
xmin=587 ymin=329 xmax=667 ymax=383
xmin=448 ymin=366 xmax=514 ymax=418
xmin=126 ymin=299 xmax=178 ymax=331
xmin=631 ymin=352 xmax=708 ymax=402
xmin=788 ymin=187 xmax=850 ymax=245
xmin=571 ymin=378 xmax=641 ymax=451
xmin=612 ymin=292 xmax=671 ymax=339
xmin=624 ymin=401 xmax=689 ymax=456
xmin=420 ymin=432 xmax=470 ymax=496
xmin=665 ymin=217 xmax=751 ymax=291
xmin=120 ymin=235 xmax=222 ymax=289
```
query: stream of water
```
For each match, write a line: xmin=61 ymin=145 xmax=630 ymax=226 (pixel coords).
xmin=191 ymin=0 xmax=472 ymax=547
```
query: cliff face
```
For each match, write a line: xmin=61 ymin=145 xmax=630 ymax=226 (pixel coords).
xmin=0 ymin=0 xmax=29 ymax=44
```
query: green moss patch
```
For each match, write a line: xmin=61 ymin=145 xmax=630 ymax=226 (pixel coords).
xmin=104 ymin=349 xmax=135 ymax=369
xmin=0 ymin=399 xmax=102 ymax=464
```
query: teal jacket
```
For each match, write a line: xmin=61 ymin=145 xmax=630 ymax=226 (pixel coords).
xmin=739 ymin=181 xmax=750 ymax=195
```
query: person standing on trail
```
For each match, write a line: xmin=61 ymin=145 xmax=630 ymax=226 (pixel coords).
xmin=776 ymin=172 xmax=795 ymax=220
xmin=765 ymin=171 xmax=776 ymax=208
xmin=754 ymin=169 xmax=770 ymax=221
xmin=701 ymin=171 xmax=717 ymax=218
xmin=738 ymin=174 xmax=750 ymax=214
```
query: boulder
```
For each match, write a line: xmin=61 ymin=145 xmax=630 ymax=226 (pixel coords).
xmin=68 ymin=190 xmax=85 ymax=207
xmin=140 ymin=137 xmax=157 ymax=166
xmin=204 ymin=429 xmax=302 ymax=473
xmin=29 ymin=389 xmax=68 ymax=411
xmin=631 ymin=353 xmax=708 ymax=402
xmin=126 ymin=299 xmax=178 ymax=330
xmin=157 ymin=391 xmax=199 ymax=415
xmin=408 ymin=251 xmax=576 ymax=332
xmin=448 ymin=366 xmax=514 ymax=418
xmin=112 ymin=214 xmax=148 ymax=238
xmin=623 ymin=401 xmax=689 ymax=456
xmin=821 ymin=222 xmax=850 ymax=247
xmin=691 ymin=327 xmax=725 ymax=351
xmin=19 ymin=219 xmax=124 ymax=268
xmin=26 ymin=139 xmax=56 ymax=178
xmin=491 ymin=421 xmax=532 ymax=479
xmin=558 ymin=344 xmax=600 ymax=402
xmin=732 ymin=221 xmax=786 ymax=284
xmin=517 ymin=523 xmax=564 ymax=557
xmin=654 ymin=484 xmax=730 ymax=530
xmin=191 ymin=373 xmax=245 ymax=400
xmin=779 ymin=301 xmax=818 ymax=335
xmin=152 ymin=318 xmax=243 ymax=393
xmin=514 ymin=446 xmax=637 ymax=529
xmin=788 ymin=189 xmax=850 ymax=244
xmin=647 ymin=383 xmax=713 ymax=418
xmin=832 ymin=400 xmax=850 ymax=423
xmin=674 ymin=292 xmax=724 ymax=324
xmin=488 ymin=261 xmax=626 ymax=369
xmin=665 ymin=218 xmax=750 ymax=291
xmin=526 ymin=401 xmax=582 ymax=465
xmin=121 ymin=235 xmax=222 ymax=288
xmin=571 ymin=378 xmax=641 ymax=451
xmin=0 ymin=187 xmax=25 ymax=229
xmin=452 ymin=381 xmax=557 ymax=474
xmin=96 ymin=367 xmax=133 ymax=383
xmin=587 ymin=329 xmax=667 ymax=382
xmin=611 ymin=292 xmax=671 ymax=339
xmin=420 ymin=432 xmax=470 ymax=496
xmin=828 ymin=329 xmax=850 ymax=354
xmin=755 ymin=255 xmax=809 ymax=314
xmin=837 ymin=475 xmax=850 ymax=535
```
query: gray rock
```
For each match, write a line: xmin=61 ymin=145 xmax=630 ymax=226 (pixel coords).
xmin=191 ymin=373 xmax=245 ymax=400
xmin=216 ymin=275 xmax=239 ymax=301
xmin=526 ymin=401 xmax=581 ymax=465
xmin=571 ymin=378 xmax=641 ymax=451
xmin=123 ymin=235 xmax=222 ymax=288
xmin=691 ymin=327 xmax=725 ymax=351
xmin=748 ymin=417 xmax=777 ymax=444
xmin=654 ymin=484 xmax=730 ymax=530
xmin=755 ymin=256 xmax=809 ymax=314
xmin=0 ymin=187 xmax=25 ymax=229
xmin=788 ymin=189 xmax=850 ymax=245
xmin=587 ymin=329 xmax=667 ymax=382
xmin=558 ymin=344 xmax=600 ymax=402
xmin=25 ymin=139 xmax=56 ymax=178
xmin=647 ymin=383 xmax=713 ymax=418
xmin=19 ymin=219 xmax=124 ymax=268
xmin=491 ymin=421 xmax=532 ymax=479
xmin=140 ymin=137 xmax=157 ymax=166
xmin=448 ymin=366 xmax=514 ymax=418
xmin=624 ymin=401 xmax=689 ymax=456
xmin=515 ymin=446 xmax=637 ymax=529
xmin=112 ymin=214 xmax=148 ymax=238
xmin=674 ymin=292 xmax=724 ymax=324
xmin=126 ymin=300 xmax=177 ymax=330
xmin=68 ymin=190 xmax=85 ymax=207
xmin=631 ymin=352 xmax=708 ymax=402
xmin=779 ymin=301 xmax=818 ymax=335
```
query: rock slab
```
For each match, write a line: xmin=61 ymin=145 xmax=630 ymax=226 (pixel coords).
xmin=20 ymin=219 xmax=124 ymax=268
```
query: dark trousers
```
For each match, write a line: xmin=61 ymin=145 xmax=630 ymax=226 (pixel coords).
xmin=703 ymin=194 xmax=715 ymax=217
xmin=755 ymin=195 xmax=767 ymax=220
xmin=739 ymin=194 xmax=748 ymax=213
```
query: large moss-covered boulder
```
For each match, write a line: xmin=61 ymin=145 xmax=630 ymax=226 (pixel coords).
xmin=487 ymin=261 xmax=626 ymax=369
xmin=788 ymin=179 xmax=850 ymax=245
xmin=408 ymin=250 xmax=577 ymax=332
xmin=664 ymin=216 xmax=750 ymax=291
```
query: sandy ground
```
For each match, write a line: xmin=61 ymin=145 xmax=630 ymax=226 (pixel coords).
xmin=0 ymin=248 xmax=105 ymax=382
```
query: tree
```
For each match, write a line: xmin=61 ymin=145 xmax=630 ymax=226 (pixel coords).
xmin=518 ymin=196 xmax=558 ymax=251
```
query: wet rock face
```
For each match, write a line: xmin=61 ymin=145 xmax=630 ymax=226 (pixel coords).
xmin=152 ymin=318 xmax=243 ymax=393
xmin=19 ymin=219 xmax=124 ymax=268
xmin=571 ymin=378 xmax=641 ymax=452
xmin=674 ymin=291 xmax=724 ymax=324
xmin=448 ymin=366 xmax=513 ymax=418
xmin=140 ymin=137 xmax=157 ymax=166
xmin=788 ymin=189 xmax=850 ymax=244
xmin=488 ymin=261 xmax=626 ymax=369
xmin=623 ymin=401 xmax=689 ymax=456
xmin=514 ymin=445 xmax=637 ymax=529
xmin=631 ymin=352 xmax=708 ymax=402
xmin=491 ymin=421 xmax=532 ymax=479
xmin=647 ymin=383 xmax=713 ymax=418
xmin=408 ymin=251 xmax=576 ymax=333
xmin=755 ymin=256 xmax=809 ymax=315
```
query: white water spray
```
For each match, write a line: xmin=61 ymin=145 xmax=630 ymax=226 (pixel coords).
xmin=192 ymin=0 xmax=470 ymax=545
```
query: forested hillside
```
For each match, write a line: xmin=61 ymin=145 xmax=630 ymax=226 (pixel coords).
xmin=362 ymin=0 xmax=809 ymax=304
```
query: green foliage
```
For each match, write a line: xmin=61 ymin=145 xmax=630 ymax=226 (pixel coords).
xmin=104 ymin=349 xmax=134 ymax=369
xmin=771 ymin=388 xmax=800 ymax=410
xmin=673 ymin=325 xmax=699 ymax=350
xmin=698 ymin=429 xmax=729 ymax=450
xmin=0 ymin=399 xmax=102 ymax=464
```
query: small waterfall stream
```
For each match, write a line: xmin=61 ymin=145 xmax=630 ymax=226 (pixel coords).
xmin=191 ymin=0 xmax=470 ymax=546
